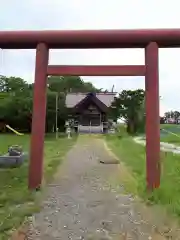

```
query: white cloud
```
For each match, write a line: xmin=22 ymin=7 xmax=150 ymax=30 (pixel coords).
xmin=0 ymin=0 xmax=180 ymax=115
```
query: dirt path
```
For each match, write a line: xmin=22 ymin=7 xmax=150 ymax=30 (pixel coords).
xmin=27 ymin=136 xmax=169 ymax=239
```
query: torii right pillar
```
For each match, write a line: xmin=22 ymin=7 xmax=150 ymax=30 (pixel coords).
xmin=145 ymin=42 xmax=160 ymax=190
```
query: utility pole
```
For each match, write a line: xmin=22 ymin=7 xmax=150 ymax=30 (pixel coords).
xmin=55 ymin=92 xmax=58 ymax=139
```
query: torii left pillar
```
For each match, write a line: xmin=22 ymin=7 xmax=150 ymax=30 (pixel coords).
xmin=28 ymin=43 xmax=49 ymax=190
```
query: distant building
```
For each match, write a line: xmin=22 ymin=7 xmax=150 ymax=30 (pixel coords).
xmin=160 ymin=117 xmax=165 ymax=124
xmin=65 ymin=92 xmax=116 ymax=133
xmin=165 ymin=118 xmax=176 ymax=124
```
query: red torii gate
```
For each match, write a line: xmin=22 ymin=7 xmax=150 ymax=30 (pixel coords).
xmin=0 ymin=29 xmax=178 ymax=191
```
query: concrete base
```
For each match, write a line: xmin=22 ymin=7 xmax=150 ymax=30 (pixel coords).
xmin=0 ymin=152 xmax=29 ymax=168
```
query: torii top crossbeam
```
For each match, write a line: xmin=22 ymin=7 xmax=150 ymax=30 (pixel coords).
xmin=0 ymin=29 xmax=180 ymax=49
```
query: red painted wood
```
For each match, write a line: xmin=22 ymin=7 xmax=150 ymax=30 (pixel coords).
xmin=1 ymin=29 xmax=180 ymax=48
xmin=47 ymin=65 xmax=146 ymax=76
xmin=0 ymin=28 xmax=165 ymax=191
xmin=145 ymin=42 xmax=160 ymax=190
xmin=28 ymin=43 xmax=49 ymax=190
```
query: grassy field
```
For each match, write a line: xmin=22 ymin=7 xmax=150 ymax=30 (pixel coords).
xmin=105 ymin=127 xmax=180 ymax=219
xmin=0 ymin=133 xmax=76 ymax=239
xmin=161 ymin=134 xmax=180 ymax=144
xmin=160 ymin=124 xmax=180 ymax=144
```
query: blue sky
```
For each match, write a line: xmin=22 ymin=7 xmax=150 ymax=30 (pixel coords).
xmin=1 ymin=0 xmax=180 ymax=115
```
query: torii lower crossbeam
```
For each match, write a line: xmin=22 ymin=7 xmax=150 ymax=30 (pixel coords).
xmin=47 ymin=65 xmax=146 ymax=76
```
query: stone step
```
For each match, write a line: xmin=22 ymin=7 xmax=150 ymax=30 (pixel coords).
xmin=78 ymin=125 xmax=103 ymax=134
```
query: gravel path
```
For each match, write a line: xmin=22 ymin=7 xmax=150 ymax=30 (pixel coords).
xmin=27 ymin=136 xmax=167 ymax=239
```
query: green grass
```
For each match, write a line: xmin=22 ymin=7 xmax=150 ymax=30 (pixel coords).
xmin=0 ymin=133 xmax=76 ymax=239
xmin=161 ymin=124 xmax=180 ymax=130
xmin=105 ymin=129 xmax=180 ymax=219
xmin=161 ymin=134 xmax=180 ymax=144
xmin=160 ymin=124 xmax=180 ymax=144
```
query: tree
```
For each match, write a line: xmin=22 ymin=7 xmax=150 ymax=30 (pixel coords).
xmin=164 ymin=111 xmax=180 ymax=121
xmin=0 ymin=75 xmax=29 ymax=93
xmin=110 ymin=89 xmax=145 ymax=134
xmin=164 ymin=112 xmax=171 ymax=119
xmin=47 ymin=76 xmax=98 ymax=93
xmin=174 ymin=111 xmax=180 ymax=120
xmin=46 ymin=91 xmax=68 ymax=132
xmin=0 ymin=75 xmax=100 ymax=133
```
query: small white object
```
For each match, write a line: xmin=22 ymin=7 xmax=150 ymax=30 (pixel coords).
xmin=67 ymin=127 xmax=71 ymax=139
